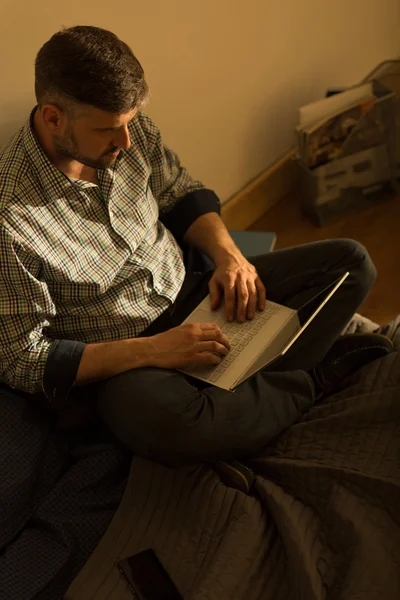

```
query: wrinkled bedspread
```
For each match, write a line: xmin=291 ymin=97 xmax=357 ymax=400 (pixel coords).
xmin=65 ymin=315 xmax=400 ymax=600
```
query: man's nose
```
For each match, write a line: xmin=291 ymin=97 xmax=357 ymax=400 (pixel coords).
xmin=114 ymin=125 xmax=131 ymax=150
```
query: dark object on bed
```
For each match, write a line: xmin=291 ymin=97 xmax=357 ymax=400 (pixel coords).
xmin=118 ymin=549 xmax=183 ymax=600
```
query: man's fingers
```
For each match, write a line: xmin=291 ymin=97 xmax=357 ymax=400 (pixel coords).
xmin=224 ymin=278 xmax=236 ymax=322
xmin=197 ymin=340 xmax=230 ymax=356
xmin=198 ymin=325 xmax=230 ymax=349
xmin=255 ymin=277 xmax=266 ymax=311
xmin=235 ymin=276 xmax=249 ymax=322
xmin=246 ymin=280 xmax=257 ymax=319
xmin=208 ymin=279 xmax=221 ymax=311
xmin=196 ymin=352 xmax=222 ymax=365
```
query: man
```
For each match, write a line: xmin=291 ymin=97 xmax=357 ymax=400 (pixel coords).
xmin=0 ymin=26 xmax=392 ymax=491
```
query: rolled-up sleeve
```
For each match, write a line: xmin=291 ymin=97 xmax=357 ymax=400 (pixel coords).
xmin=140 ymin=114 xmax=221 ymax=242
xmin=42 ymin=339 xmax=86 ymax=404
xmin=0 ymin=227 xmax=83 ymax=399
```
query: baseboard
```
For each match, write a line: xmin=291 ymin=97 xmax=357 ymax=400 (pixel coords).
xmin=221 ymin=148 xmax=298 ymax=230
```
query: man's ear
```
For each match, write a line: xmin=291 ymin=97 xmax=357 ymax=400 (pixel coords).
xmin=40 ymin=104 xmax=66 ymax=134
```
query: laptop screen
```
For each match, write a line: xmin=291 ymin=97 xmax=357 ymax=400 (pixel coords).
xmin=297 ymin=274 xmax=349 ymax=326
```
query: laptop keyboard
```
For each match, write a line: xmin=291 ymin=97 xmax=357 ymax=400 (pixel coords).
xmin=187 ymin=302 xmax=280 ymax=383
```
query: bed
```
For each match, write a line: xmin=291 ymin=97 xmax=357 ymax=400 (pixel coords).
xmin=1 ymin=314 xmax=399 ymax=599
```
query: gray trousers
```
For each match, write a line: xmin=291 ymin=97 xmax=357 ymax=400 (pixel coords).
xmin=97 ymin=239 xmax=376 ymax=465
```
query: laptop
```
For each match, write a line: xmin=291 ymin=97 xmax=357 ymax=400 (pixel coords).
xmin=180 ymin=272 xmax=349 ymax=390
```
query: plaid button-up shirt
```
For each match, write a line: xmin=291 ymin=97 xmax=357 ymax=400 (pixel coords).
xmin=0 ymin=110 xmax=219 ymax=397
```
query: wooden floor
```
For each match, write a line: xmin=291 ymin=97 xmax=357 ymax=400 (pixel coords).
xmin=249 ymin=194 xmax=400 ymax=325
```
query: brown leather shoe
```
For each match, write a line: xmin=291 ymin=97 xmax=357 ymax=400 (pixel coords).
xmin=311 ymin=333 xmax=393 ymax=398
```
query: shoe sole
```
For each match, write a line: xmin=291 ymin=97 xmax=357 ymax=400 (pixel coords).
xmin=213 ymin=461 xmax=254 ymax=494
xmin=314 ymin=333 xmax=393 ymax=397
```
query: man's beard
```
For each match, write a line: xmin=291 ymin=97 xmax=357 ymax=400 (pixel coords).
xmin=54 ymin=123 xmax=120 ymax=170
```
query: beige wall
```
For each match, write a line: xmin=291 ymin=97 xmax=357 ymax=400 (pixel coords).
xmin=1 ymin=0 xmax=399 ymax=202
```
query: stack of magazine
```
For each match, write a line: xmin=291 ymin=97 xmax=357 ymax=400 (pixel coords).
xmin=296 ymin=83 xmax=376 ymax=169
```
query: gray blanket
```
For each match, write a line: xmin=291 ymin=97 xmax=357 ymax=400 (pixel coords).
xmin=66 ymin=315 xmax=400 ymax=600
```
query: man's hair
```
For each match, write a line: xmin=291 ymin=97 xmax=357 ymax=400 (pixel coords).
xmin=35 ymin=25 xmax=149 ymax=115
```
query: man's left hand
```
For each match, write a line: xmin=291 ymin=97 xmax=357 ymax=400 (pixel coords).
xmin=208 ymin=254 xmax=266 ymax=322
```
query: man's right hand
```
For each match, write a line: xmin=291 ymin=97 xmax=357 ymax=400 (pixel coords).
xmin=143 ymin=322 xmax=231 ymax=370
